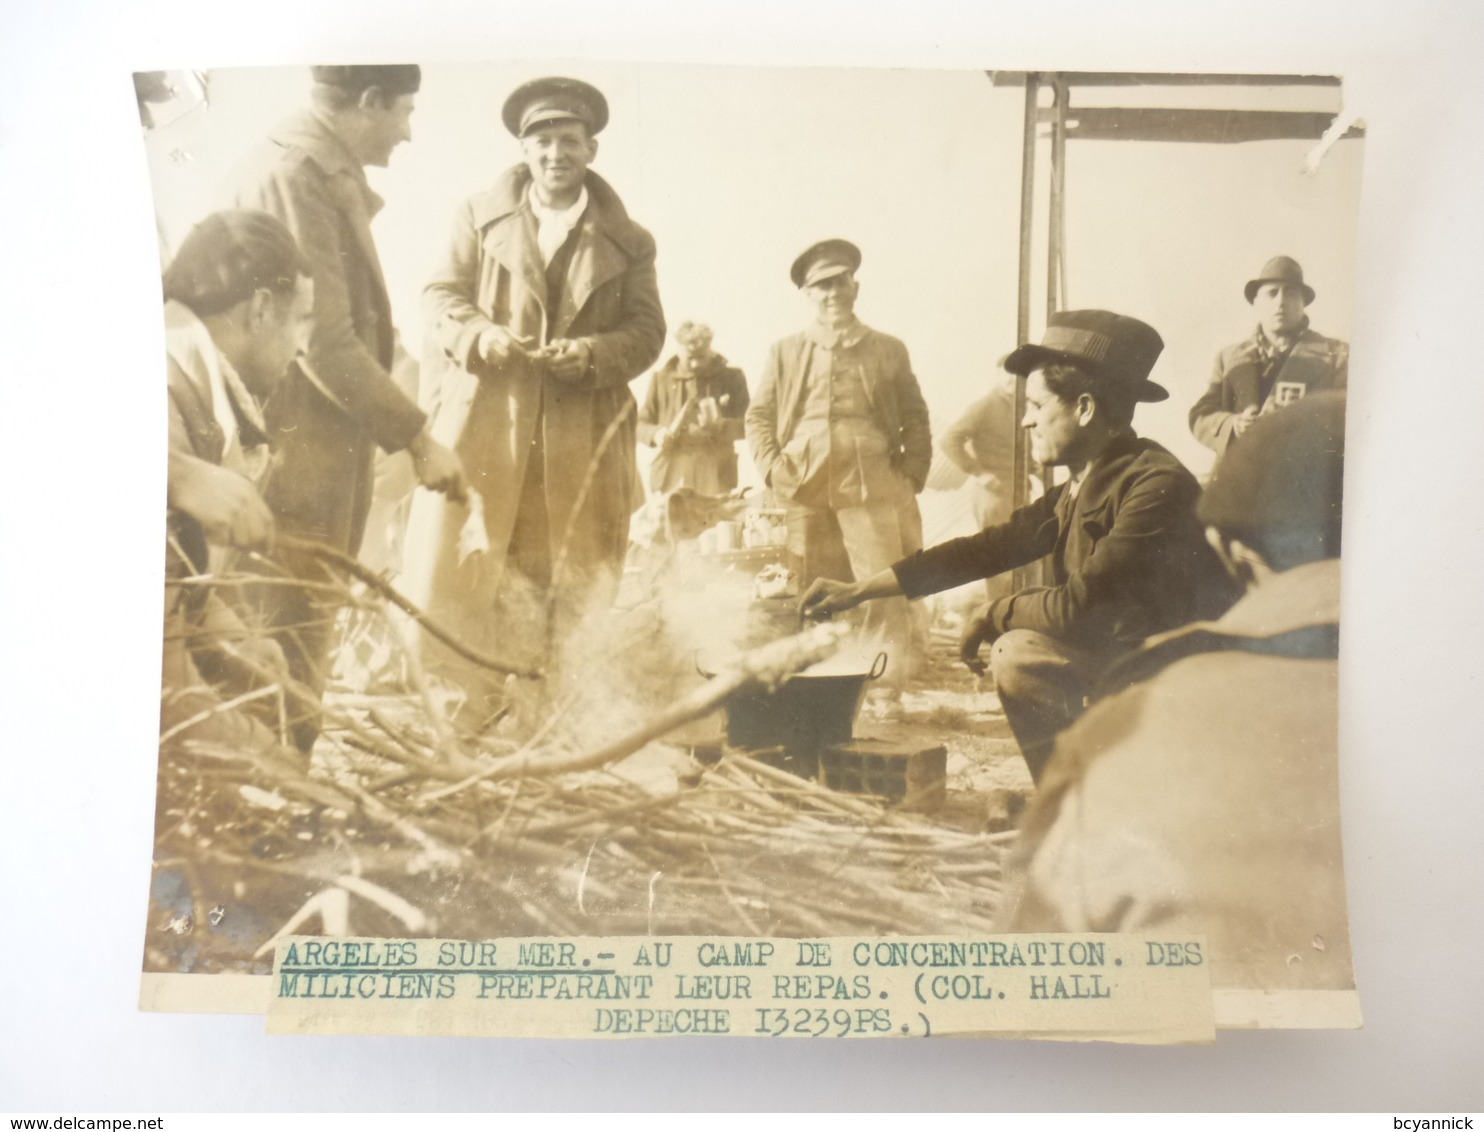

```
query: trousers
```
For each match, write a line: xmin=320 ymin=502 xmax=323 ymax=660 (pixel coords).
xmin=788 ymin=496 xmax=922 ymax=693
xmin=989 ymin=629 xmax=1119 ymax=782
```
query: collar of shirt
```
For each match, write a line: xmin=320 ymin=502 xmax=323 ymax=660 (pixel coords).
xmin=803 ymin=318 xmax=868 ymax=351
xmin=1210 ymin=557 xmax=1341 ymax=639
xmin=1255 ymin=317 xmax=1310 ymax=360
xmin=273 ymin=109 xmax=385 ymax=218
xmin=527 ymin=182 xmax=589 ymax=265
xmin=164 ymin=300 xmax=270 ymax=459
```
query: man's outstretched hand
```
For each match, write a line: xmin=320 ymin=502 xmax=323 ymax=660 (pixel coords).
xmin=800 ymin=578 xmax=860 ymax=621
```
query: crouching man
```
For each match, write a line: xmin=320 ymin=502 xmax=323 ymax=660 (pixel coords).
xmin=160 ymin=210 xmax=313 ymax=753
xmin=801 ymin=311 xmax=1234 ymax=781
xmin=1001 ymin=394 xmax=1355 ymax=998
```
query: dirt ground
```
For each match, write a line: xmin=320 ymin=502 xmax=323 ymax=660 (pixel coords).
xmin=867 ymin=630 xmax=1034 ymax=833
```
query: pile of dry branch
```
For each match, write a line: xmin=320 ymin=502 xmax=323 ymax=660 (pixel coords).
xmin=147 ymin=563 xmax=1012 ymax=975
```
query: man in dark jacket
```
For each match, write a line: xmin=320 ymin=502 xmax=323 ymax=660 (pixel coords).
xmin=802 ymin=310 xmax=1235 ymax=779
xmin=1002 ymin=394 xmax=1355 ymax=1006
xmin=1189 ymin=255 xmax=1348 ymax=455
xmin=233 ymin=64 xmax=466 ymax=750
xmin=637 ymin=321 xmax=749 ymax=496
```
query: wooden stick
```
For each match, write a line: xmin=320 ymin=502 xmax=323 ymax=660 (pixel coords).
xmin=274 ymin=533 xmax=541 ymax=679
xmin=476 ymin=623 xmax=851 ymax=781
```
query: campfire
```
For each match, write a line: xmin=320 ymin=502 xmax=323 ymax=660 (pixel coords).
xmin=148 ymin=496 xmax=1011 ymax=975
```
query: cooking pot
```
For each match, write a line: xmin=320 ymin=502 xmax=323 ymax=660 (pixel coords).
xmin=700 ymin=651 xmax=887 ymax=761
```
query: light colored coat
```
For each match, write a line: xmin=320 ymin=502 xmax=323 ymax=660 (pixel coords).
xmin=1189 ymin=325 xmax=1348 ymax=456
xmin=745 ymin=322 xmax=933 ymax=498
xmin=418 ymin=165 xmax=664 ymax=641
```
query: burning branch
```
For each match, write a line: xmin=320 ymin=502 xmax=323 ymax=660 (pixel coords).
xmin=479 ymin=621 xmax=852 ymax=780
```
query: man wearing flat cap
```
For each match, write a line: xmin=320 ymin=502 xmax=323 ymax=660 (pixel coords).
xmin=1002 ymin=393 xmax=1354 ymax=1000
xmin=420 ymin=76 xmax=664 ymax=706
xmin=232 ymin=64 xmax=467 ymax=752
xmin=747 ymin=240 xmax=933 ymax=702
xmin=802 ymin=310 xmax=1235 ymax=781
xmin=1190 ymin=255 xmax=1348 ymax=455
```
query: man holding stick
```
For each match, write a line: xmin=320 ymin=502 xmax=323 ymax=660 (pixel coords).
xmin=160 ymin=210 xmax=313 ymax=754
xmin=233 ymin=64 xmax=467 ymax=752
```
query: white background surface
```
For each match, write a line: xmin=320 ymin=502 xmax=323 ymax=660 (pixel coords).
xmin=1 ymin=0 xmax=1481 ymax=1113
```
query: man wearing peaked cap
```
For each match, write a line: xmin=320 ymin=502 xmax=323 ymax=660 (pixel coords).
xmin=802 ymin=310 xmax=1236 ymax=782
xmin=789 ymin=239 xmax=862 ymax=288
xmin=231 ymin=64 xmax=467 ymax=753
xmin=747 ymin=239 xmax=933 ymax=705
xmin=1002 ymin=394 xmax=1355 ymax=1000
xmin=501 ymin=76 xmax=610 ymax=137
xmin=418 ymin=75 xmax=664 ymax=714
xmin=1189 ymin=255 xmax=1349 ymax=455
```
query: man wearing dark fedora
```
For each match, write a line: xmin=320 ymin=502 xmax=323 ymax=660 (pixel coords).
xmin=1190 ymin=255 xmax=1348 ymax=455
xmin=747 ymin=239 xmax=933 ymax=704
xmin=233 ymin=64 xmax=467 ymax=752
xmin=419 ymin=76 xmax=664 ymax=710
xmin=802 ymin=310 xmax=1235 ymax=781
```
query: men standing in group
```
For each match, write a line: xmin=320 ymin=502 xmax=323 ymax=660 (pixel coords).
xmin=233 ymin=64 xmax=466 ymax=753
xmin=1002 ymin=393 xmax=1355 ymax=998
xmin=801 ymin=311 xmax=1236 ymax=781
xmin=637 ymin=321 xmax=750 ymax=497
xmin=1189 ymin=255 xmax=1348 ymax=455
xmin=420 ymin=76 xmax=665 ymax=714
xmin=746 ymin=240 xmax=932 ymax=699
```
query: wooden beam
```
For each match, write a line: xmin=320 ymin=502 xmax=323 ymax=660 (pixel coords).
xmin=1043 ymin=106 xmax=1364 ymax=143
xmin=991 ymin=70 xmax=1340 ymax=88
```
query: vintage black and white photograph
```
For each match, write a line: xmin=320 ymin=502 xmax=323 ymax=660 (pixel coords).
xmin=138 ymin=61 xmax=1361 ymax=1030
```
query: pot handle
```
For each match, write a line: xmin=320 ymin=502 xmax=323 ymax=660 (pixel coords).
xmin=868 ymin=651 xmax=888 ymax=680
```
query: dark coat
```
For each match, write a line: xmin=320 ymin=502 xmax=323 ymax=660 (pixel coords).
xmin=1189 ymin=325 xmax=1348 ymax=455
xmin=893 ymin=434 xmax=1236 ymax=649
xmin=1000 ymin=559 xmax=1355 ymax=996
xmin=233 ymin=110 xmax=427 ymax=554
xmin=419 ymin=165 xmax=664 ymax=631
xmin=745 ymin=323 xmax=933 ymax=494
xmin=636 ymin=353 xmax=749 ymax=494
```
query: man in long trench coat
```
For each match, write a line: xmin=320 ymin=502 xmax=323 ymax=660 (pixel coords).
xmin=419 ymin=77 xmax=665 ymax=713
xmin=233 ymin=64 xmax=465 ymax=751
